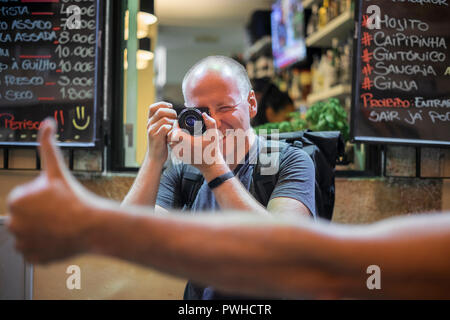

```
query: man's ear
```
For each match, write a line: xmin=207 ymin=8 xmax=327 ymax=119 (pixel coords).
xmin=248 ymin=90 xmax=258 ymax=119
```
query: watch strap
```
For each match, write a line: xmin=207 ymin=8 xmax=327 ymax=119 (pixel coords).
xmin=207 ymin=171 xmax=234 ymax=189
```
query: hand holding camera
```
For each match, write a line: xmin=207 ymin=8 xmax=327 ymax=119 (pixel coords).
xmin=146 ymin=101 xmax=224 ymax=171
xmin=169 ymin=108 xmax=225 ymax=173
xmin=146 ymin=102 xmax=177 ymax=163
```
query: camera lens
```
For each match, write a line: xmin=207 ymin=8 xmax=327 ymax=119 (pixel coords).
xmin=178 ymin=108 xmax=206 ymax=135
xmin=185 ymin=115 xmax=197 ymax=127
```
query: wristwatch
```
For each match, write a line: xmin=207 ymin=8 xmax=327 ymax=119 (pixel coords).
xmin=207 ymin=171 xmax=234 ymax=189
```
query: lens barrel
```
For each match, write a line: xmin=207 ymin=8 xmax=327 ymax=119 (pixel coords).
xmin=178 ymin=108 xmax=207 ymax=135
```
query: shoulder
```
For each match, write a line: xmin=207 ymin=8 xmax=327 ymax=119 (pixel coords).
xmin=268 ymin=141 xmax=317 ymax=217
xmin=257 ymin=135 xmax=311 ymax=163
xmin=280 ymin=144 xmax=314 ymax=171
xmin=255 ymin=135 xmax=314 ymax=178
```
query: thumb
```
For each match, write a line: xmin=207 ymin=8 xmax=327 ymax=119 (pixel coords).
xmin=38 ymin=118 xmax=67 ymax=180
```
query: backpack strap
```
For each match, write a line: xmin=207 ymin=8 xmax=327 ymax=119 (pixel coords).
xmin=180 ymin=165 xmax=204 ymax=210
xmin=251 ymin=139 xmax=290 ymax=207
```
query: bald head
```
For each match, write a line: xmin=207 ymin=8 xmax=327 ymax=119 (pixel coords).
xmin=182 ymin=56 xmax=252 ymax=105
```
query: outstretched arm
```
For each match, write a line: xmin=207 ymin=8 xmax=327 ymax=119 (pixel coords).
xmin=60 ymin=203 xmax=450 ymax=299
xmin=7 ymin=120 xmax=450 ymax=299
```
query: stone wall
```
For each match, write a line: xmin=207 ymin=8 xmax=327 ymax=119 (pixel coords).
xmin=333 ymin=177 xmax=443 ymax=224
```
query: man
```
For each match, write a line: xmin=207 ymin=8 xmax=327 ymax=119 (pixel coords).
xmin=251 ymin=80 xmax=296 ymax=126
xmin=6 ymin=120 xmax=450 ymax=299
xmin=122 ymin=56 xmax=316 ymax=299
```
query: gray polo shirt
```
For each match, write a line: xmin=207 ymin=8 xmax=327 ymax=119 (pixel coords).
xmin=156 ymin=136 xmax=316 ymax=299
xmin=156 ymin=136 xmax=316 ymax=217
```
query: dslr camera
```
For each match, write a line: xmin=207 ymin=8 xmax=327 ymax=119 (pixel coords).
xmin=176 ymin=107 xmax=211 ymax=136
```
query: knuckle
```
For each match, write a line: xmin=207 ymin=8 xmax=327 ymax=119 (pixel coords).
xmin=159 ymin=124 xmax=171 ymax=135
xmin=148 ymin=125 xmax=157 ymax=136
xmin=148 ymin=104 xmax=158 ymax=115
xmin=149 ymin=102 xmax=168 ymax=117
xmin=162 ymin=116 xmax=175 ymax=124
xmin=154 ymin=108 xmax=162 ymax=117
xmin=168 ymin=109 xmax=177 ymax=117
xmin=154 ymin=108 xmax=166 ymax=119
xmin=155 ymin=107 xmax=177 ymax=120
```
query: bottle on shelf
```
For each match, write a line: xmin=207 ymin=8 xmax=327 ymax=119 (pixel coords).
xmin=339 ymin=35 xmax=353 ymax=85
xmin=318 ymin=0 xmax=328 ymax=29
xmin=311 ymin=55 xmax=320 ymax=94
xmin=339 ymin=47 xmax=350 ymax=85
xmin=328 ymin=0 xmax=339 ymax=21
xmin=300 ymin=70 xmax=312 ymax=102
xmin=330 ymin=37 xmax=341 ymax=87
xmin=289 ymin=69 xmax=302 ymax=106
xmin=340 ymin=0 xmax=351 ymax=13
xmin=306 ymin=4 xmax=319 ymax=37
xmin=324 ymin=49 xmax=335 ymax=89
xmin=313 ymin=50 xmax=332 ymax=92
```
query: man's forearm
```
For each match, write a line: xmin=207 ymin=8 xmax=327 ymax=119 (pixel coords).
xmin=122 ymin=155 xmax=164 ymax=207
xmin=82 ymin=198 xmax=450 ymax=299
xmin=83 ymin=201 xmax=318 ymax=298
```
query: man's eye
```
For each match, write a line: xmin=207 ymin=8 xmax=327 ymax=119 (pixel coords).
xmin=220 ymin=106 xmax=233 ymax=111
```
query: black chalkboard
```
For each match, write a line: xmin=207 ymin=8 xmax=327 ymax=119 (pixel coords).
xmin=351 ymin=0 xmax=450 ymax=146
xmin=0 ymin=0 xmax=103 ymax=147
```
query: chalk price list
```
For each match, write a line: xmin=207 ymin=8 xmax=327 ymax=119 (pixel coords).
xmin=359 ymin=0 xmax=450 ymax=128
xmin=0 ymin=0 xmax=98 ymax=143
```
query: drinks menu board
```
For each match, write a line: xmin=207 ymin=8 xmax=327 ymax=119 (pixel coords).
xmin=0 ymin=0 xmax=102 ymax=146
xmin=351 ymin=0 xmax=450 ymax=146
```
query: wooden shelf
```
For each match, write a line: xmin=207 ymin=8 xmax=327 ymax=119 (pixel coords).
xmin=305 ymin=10 xmax=354 ymax=48
xmin=306 ymin=84 xmax=351 ymax=105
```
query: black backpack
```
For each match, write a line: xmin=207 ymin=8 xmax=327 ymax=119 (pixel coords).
xmin=179 ymin=130 xmax=344 ymax=220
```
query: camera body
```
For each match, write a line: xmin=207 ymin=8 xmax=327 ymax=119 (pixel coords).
xmin=176 ymin=107 xmax=210 ymax=136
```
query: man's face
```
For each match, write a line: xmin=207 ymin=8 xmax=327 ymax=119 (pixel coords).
xmin=184 ymin=71 xmax=257 ymax=157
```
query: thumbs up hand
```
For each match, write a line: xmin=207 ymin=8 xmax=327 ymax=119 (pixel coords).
xmin=6 ymin=119 xmax=95 ymax=264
